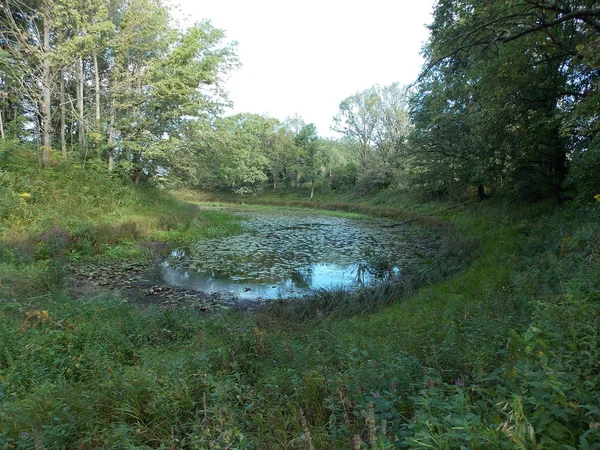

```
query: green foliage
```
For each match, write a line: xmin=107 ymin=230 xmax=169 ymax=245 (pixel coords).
xmin=567 ymin=138 xmax=600 ymax=201
xmin=184 ymin=114 xmax=273 ymax=194
xmin=0 ymin=143 xmax=242 ymax=299
xmin=333 ymin=83 xmax=412 ymax=194
xmin=410 ymin=0 xmax=599 ymax=201
xmin=2 ymin=178 xmax=597 ymax=448
xmin=0 ymin=0 xmax=238 ymax=178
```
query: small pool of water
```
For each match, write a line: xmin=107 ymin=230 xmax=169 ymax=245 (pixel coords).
xmin=157 ymin=209 xmax=428 ymax=301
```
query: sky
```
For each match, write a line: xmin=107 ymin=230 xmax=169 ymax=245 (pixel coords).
xmin=170 ymin=0 xmax=436 ymax=137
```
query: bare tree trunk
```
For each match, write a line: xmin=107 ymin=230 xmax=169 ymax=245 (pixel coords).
xmin=328 ymin=170 xmax=333 ymax=191
xmin=310 ymin=179 xmax=315 ymax=199
xmin=60 ymin=70 xmax=66 ymax=157
xmin=0 ymin=109 xmax=4 ymax=140
xmin=134 ymin=166 xmax=142 ymax=185
xmin=69 ymin=120 xmax=74 ymax=152
xmin=93 ymin=52 xmax=101 ymax=123
xmin=360 ymin=142 xmax=368 ymax=171
xmin=78 ymin=55 xmax=85 ymax=147
xmin=42 ymin=13 xmax=52 ymax=166
xmin=108 ymin=97 xmax=115 ymax=172
xmin=108 ymin=148 xmax=114 ymax=172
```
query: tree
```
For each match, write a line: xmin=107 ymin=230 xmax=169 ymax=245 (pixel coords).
xmin=185 ymin=114 xmax=270 ymax=194
xmin=333 ymin=83 xmax=412 ymax=192
xmin=263 ymin=122 xmax=295 ymax=190
xmin=0 ymin=0 xmax=237 ymax=181
xmin=372 ymin=83 xmax=411 ymax=166
xmin=332 ymin=87 xmax=378 ymax=171
xmin=130 ymin=18 xmax=238 ymax=182
xmin=294 ymin=123 xmax=321 ymax=199
xmin=0 ymin=0 xmax=56 ymax=165
xmin=410 ymin=0 xmax=599 ymax=200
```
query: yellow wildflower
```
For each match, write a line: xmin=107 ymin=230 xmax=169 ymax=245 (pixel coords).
xmin=595 ymin=194 xmax=600 ymax=202
xmin=19 ymin=192 xmax=31 ymax=199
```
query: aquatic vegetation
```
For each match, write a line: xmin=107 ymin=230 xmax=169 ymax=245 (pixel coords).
xmin=158 ymin=209 xmax=432 ymax=300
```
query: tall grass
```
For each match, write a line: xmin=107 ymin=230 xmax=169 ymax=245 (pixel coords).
xmin=0 ymin=145 xmax=243 ymax=299
xmin=1 ymin=149 xmax=598 ymax=448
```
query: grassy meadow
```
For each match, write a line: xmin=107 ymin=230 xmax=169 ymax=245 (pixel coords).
xmin=0 ymin=150 xmax=599 ymax=449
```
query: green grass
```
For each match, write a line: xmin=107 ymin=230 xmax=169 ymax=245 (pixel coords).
xmin=1 ymin=152 xmax=599 ymax=448
xmin=0 ymin=146 xmax=243 ymax=299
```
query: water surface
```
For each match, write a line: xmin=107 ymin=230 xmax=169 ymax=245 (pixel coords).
xmin=158 ymin=209 xmax=427 ymax=300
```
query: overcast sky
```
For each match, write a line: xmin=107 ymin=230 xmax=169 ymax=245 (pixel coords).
xmin=171 ymin=1 xmax=436 ymax=136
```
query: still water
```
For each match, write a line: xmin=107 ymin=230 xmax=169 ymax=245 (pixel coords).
xmin=157 ymin=209 xmax=426 ymax=300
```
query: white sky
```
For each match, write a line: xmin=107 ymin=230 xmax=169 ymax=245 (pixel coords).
xmin=171 ymin=1 xmax=436 ymax=137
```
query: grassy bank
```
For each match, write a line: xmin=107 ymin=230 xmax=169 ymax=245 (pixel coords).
xmin=1 ymin=156 xmax=599 ymax=448
xmin=0 ymin=148 xmax=243 ymax=299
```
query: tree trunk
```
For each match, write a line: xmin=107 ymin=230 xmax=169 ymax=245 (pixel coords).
xmin=41 ymin=13 xmax=52 ymax=166
xmin=132 ymin=151 xmax=142 ymax=184
xmin=78 ymin=55 xmax=85 ymax=147
xmin=328 ymin=170 xmax=333 ymax=191
xmin=360 ymin=141 xmax=369 ymax=170
xmin=477 ymin=184 xmax=488 ymax=201
xmin=134 ymin=168 xmax=142 ymax=185
xmin=93 ymin=52 xmax=101 ymax=123
xmin=60 ymin=70 xmax=66 ymax=157
xmin=310 ymin=179 xmax=315 ymax=199
xmin=0 ymin=109 xmax=4 ymax=140
xmin=108 ymin=97 xmax=115 ymax=172
xmin=108 ymin=148 xmax=114 ymax=172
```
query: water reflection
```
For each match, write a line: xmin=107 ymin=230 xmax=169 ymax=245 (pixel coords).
xmin=160 ymin=261 xmax=374 ymax=300
xmin=156 ymin=210 xmax=418 ymax=300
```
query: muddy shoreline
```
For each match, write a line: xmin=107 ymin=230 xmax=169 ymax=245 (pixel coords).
xmin=67 ymin=244 xmax=266 ymax=312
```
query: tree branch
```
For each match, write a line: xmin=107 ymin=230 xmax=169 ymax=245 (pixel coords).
xmin=420 ymin=6 xmax=600 ymax=80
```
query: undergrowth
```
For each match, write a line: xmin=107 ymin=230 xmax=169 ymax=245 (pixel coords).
xmin=1 ymin=148 xmax=599 ymax=449
xmin=0 ymin=145 xmax=242 ymax=299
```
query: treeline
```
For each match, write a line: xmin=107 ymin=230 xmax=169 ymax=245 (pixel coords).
xmin=1 ymin=0 xmax=599 ymax=202
xmin=0 ymin=0 xmax=236 ymax=181
xmin=176 ymin=82 xmax=412 ymax=197
xmin=173 ymin=113 xmax=356 ymax=197
xmin=410 ymin=0 xmax=600 ymax=201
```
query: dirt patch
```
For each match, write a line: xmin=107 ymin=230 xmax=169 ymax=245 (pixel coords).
xmin=67 ymin=257 xmax=244 ymax=313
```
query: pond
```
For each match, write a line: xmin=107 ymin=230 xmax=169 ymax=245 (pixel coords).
xmin=156 ymin=208 xmax=432 ymax=301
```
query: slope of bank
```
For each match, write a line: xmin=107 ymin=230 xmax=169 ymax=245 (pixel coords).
xmin=1 ymin=158 xmax=598 ymax=448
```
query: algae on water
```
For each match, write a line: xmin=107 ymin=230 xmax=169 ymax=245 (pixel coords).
xmin=158 ymin=209 xmax=431 ymax=300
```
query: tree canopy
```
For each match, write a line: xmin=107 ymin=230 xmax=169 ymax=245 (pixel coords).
xmin=0 ymin=0 xmax=237 ymax=180
xmin=1 ymin=0 xmax=598 ymax=202
xmin=410 ymin=0 xmax=600 ymax=200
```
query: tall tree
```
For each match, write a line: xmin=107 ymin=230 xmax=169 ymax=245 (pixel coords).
xmin=333 ymin=84 xmax=412 ymax=192
xmin=295 ymin=123 xmax=321 ymax=199
xmin=412 ymin=0 xmax=600 ymax=200
xmin=185 ymin=114 xmax=269 ymax=194
xmin=332 ymin=87 xmax=379 ymax=171
xmin=0 ymin=0 xmax=57 ymax=165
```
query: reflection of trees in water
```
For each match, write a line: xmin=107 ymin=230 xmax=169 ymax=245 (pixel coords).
xmin=356 ymin=263 xmax=366 ymax=284
xmin=289 ymin=267 xmax=312 ymax=288
xmin=171 ymin=214 xmax=411 ymax=289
